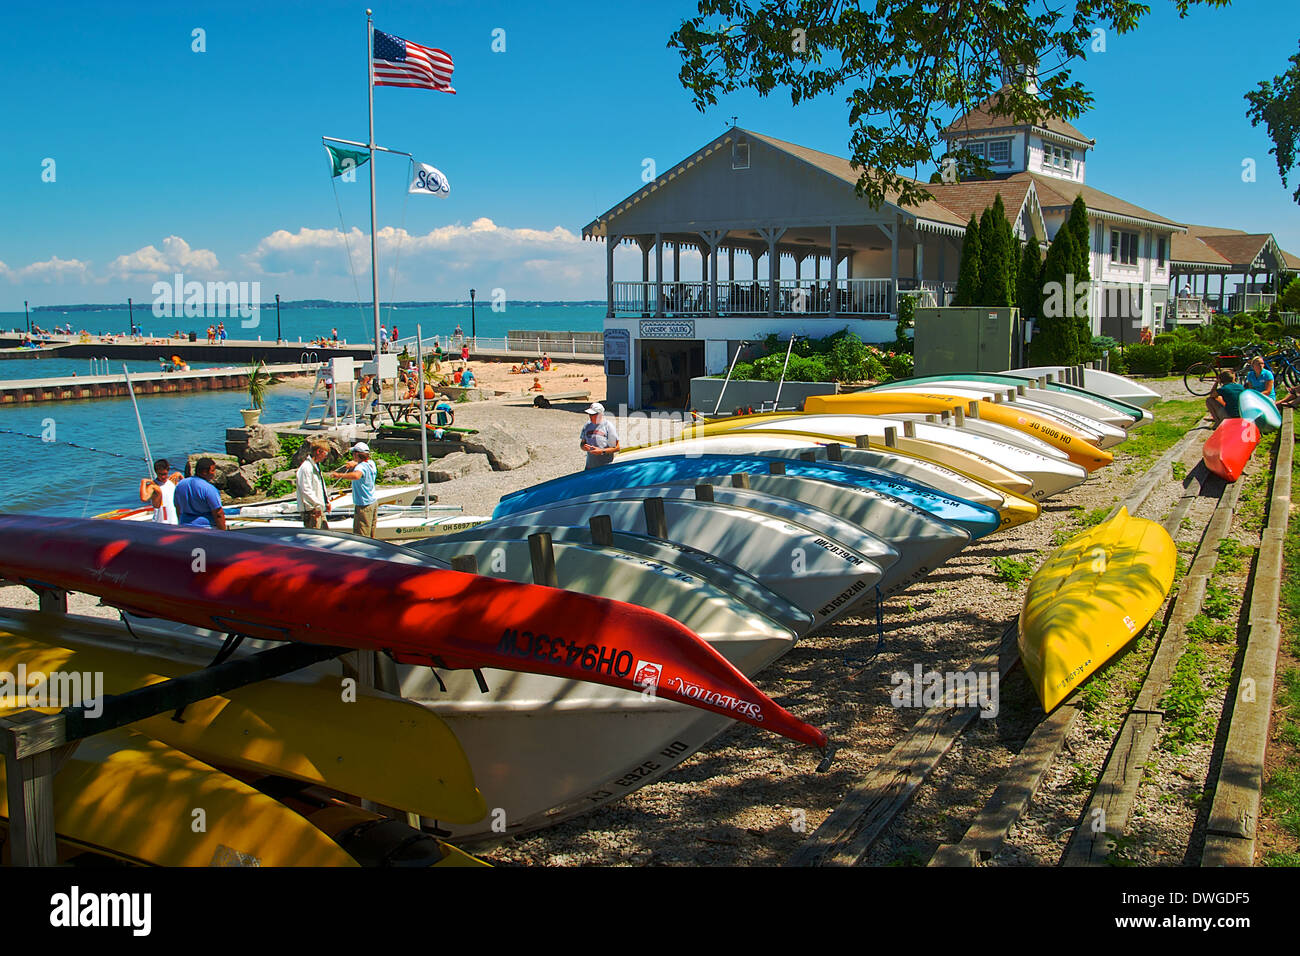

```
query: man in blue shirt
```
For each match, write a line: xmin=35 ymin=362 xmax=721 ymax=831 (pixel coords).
xmin=330 ymin=442 xmax=378 ymax=537
xmin=173 ymin=458 xmax=227 ymax=529
xmin=1244 ymin=356 xmax=1275 ymax=399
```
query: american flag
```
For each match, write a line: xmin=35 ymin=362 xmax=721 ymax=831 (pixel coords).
xmin=372 ymin=29 xmax=455 ymax=93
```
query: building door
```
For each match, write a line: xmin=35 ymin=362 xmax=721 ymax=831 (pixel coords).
xmin=639 ymin=339 xmax=705 ymax=410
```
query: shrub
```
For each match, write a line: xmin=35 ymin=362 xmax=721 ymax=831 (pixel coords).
xmin=1123 ymin=343 xmax=1172 ymax=376
xmin=1167 ymin=340 xmax=1213 ymax=373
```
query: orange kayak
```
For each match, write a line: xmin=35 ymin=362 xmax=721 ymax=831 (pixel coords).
xmin=1202 ymin=418 xmax=1259 ymax=482
xmin=0 ymin=515 xmax=826 ymax=749
xmin=804 ymin=391 xmax=1114 ymax=471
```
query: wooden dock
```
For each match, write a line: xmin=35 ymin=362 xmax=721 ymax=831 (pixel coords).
xmin=0 ymin=364 xmax=315 ymax=405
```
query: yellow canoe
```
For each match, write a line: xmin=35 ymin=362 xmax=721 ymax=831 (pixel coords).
xmin=804 ymin=392 xmax=1114 ymax=471
xmin=684 ymin=415 xmax=1035 ymax=495
xmin=0 ymin=728 xmax=360 ymax=866
xmin=0 ymin=617 xmax=485 ymax=824
xmin=1018 ymin=508 xmax=1175 ymax=711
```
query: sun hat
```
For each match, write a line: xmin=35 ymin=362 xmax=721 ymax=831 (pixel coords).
xmin=350 ymin=441 xmax=371 ymax=454
xmin=584 ymin=402 xmax=604 ymax=415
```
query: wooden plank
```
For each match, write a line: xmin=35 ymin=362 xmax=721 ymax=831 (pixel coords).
xmin=0 ymin=711 xmax=65 ymax=865
xmin=929 ymin=703 xmax=1081 ymax=866
xmin=786 ymin=623 xmax=1018 ymax=867
xmin=1202 ymin=408 xmax=1294 ymax=862
xmin=1063 ymin=476 xmax=1243 ymax=866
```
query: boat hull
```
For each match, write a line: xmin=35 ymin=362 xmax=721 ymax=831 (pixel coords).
xmin=1203 ymin=418 xmax=1260 ymax=482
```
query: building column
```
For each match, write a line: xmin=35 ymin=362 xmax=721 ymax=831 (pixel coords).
xmin=728 ymin=247 xmax=735 ymax=282
xmin=654 ymin=232 xmax=664 ymax=317
xmin=1217 ymin=273 xmax=1225 ymax=313
xmin=938 ymin=238 xmax=946 ymax=283
xmin=710 ymin=244 xmax=720 ymax=317
xmin=829 ymin=225 xmax=838 ymax=319
xmin=673 ymin=241 xmax=680 ymax=283
xmin=795 ymin=254 xmax=802 ymax=283
xmin=915 ymin=238 xmax=925 ymax=283
xmin=890 ymin=215 xmax=900 ymax=316
xmin=605 ymin=234 xmax=618 ymax=317
xmin=640 ymin=240 xmax=651 ymax=317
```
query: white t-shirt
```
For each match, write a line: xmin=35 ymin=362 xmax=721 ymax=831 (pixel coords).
xmin=296 ymin=458 xmax=328 ymax=512
xmin=152 ymin=478 xmax=178 ymax=524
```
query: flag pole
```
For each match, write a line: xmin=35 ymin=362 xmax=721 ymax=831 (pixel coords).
xmin=366 ymin=9 xmax=381 ymax=364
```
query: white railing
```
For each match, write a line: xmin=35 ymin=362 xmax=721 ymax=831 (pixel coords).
xmin=1228 ymin=292 xmax=1277 ymax=314
xmin=661 ymin=281 xmax=708 ymax=315
xmin=842 ymin=278 xmax=894 ymax=315
xmin=613 ymin=281 xmax=654 ymax=314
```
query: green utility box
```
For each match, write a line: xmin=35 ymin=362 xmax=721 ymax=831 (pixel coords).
xmin=913 ymin=307 xmax=1025 ymax=376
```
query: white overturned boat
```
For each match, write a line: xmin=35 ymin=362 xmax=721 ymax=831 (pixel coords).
xmin=125 ymin=526 xmax=801 ymax=841
xmin=871 ymin=378 xmax=1136 ymax=431
xmin=866 ymin=383 xmax=1127 ymax=448
xmin=616 ymin=432 xmax=1015 ymax=514
xmin=472 ymin=494 xmax=891 ymax=629
xmin=1008 ymin=366 xmax=1160 ymax=409
xmin=713 ymin=413 xmax=1087 ymax=500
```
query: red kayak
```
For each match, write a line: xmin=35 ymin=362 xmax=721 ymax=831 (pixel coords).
xmin=0 ymin=516 xmax=825 ymax=749
xmin=1203 ymin=418 xmax=1259 ymax=482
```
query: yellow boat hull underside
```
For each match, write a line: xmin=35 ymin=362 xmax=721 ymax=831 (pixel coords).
xmin=0 ymin=617 xmax=486 ymax=824
xmin=1018 ymin=507 xmax=1175 ymax=711
xmin=803 ymin=392 xmax=1114 ymax=471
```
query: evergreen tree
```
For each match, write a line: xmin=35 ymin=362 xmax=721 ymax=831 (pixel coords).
xmin=953 ymin=214 xmax=982 ymax=307
xmin=1017 ymin=236 xmax=1042 ymax=320
xmin=1032 ymin=229 xmax=1079 ymax=365
xmin=978 ymin=201 xmax=1012 ymax=307
xmin=1065 ymin=196 xmax=1093 ymax=355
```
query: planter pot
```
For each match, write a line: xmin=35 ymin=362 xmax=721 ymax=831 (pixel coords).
xmin=240 ymin=408 xmax=262 ymax=427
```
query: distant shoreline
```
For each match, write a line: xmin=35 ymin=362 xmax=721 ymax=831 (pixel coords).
xmin=26 ymin=300 xmax=604 ymax=313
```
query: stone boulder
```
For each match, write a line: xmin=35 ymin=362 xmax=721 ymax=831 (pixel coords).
xmin=240 ymin=425 xmax=282 ymax=464
xmin=250 ymin=455 xmax=288 ymax=477
xmin=185 ymin=453 xmax=241 ymax=486
xmin=425 ymin=452 xmax=492 ymax=483
xmin=462 ymin=424 xmax=531 ymax=471
xmin=272 ymin=469 xmax=298 ymax=484
xmin=289 ymin=435 xmax=348 ymax=469
xmin=227 ymin=463 xmax=259 ymax=499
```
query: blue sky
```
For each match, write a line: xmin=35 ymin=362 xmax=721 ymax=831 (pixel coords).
xmin=1 ymin=0 xmax=1297 ymax=308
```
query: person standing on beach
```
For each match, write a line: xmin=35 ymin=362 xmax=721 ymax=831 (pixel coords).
xmin=139 ymin=459 xmax=180 ymax=524
xmin=296 ymin=441 xmax=332 ymax=529
xmin=174 ymin=459 xmax=227 ymax=529
xmin=579 ymin=402 xmax=619 ymax=469
xmin=330 ymin=442 xmax=378 ymax=537
xmin=331 ymin=327 xmax=338 ymax=343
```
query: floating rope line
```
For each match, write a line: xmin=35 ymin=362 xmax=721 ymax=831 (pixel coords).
xmin=2 ymin=427 xmax=139 ymax=462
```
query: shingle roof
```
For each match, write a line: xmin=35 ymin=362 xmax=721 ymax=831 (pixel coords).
xmin=942 ymin=89 xmax=1094 ymax=147
xmin=1171 ymin=232 xmax=1231 ymax=267
xmin=1014 ymin=172 xmax=1183 ymax=229
xmin=742 ymin=130 xmax=968 ymax=227
xmin=1185 ymin=226 xmax=1272 ymax=267
xmin=921 ymin=179 xmax=1033 ymax=228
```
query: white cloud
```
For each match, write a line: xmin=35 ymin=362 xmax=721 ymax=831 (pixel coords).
xmin=0 ymin=256 xmax=91 ymax=284
xmin=104 ymin=235 xmax=221 ymax=279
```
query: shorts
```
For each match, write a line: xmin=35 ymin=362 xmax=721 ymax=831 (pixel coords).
xmin=302 ymin=510 xmax=325 ymax=529
xmin=353 ymin=503 xmax=378 ymax=538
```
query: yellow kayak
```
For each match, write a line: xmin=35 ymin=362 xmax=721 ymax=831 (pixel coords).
xmin=0 ymin=728 xmax=359 ymax=866
xmin=685 ymin=415 xmax=1035 ymax=495
xmin=1018 ymin=508 xmax=1175 ymax=711
xmin=0 ymin=614 xmax=485 ymax=824
xmin=805 ymin=392 xmax=1114 ymax=471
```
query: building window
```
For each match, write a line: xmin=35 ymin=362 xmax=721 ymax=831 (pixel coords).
xmin=732 ymin=142 xmax=749 ymax=170
xmin=1110 ymin=229 xmax=1140 ymax=266
xmin=988 ymin=139 xmax=1011 ymax=166
xmin=1045 ymin=144 xmax=1074 ymax=172
xmin=1156 ymin=236 xmax=1166 ymax=267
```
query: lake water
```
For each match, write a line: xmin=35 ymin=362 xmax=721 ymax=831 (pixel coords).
xmin=12 ymin=302 xmax=606 ymax=518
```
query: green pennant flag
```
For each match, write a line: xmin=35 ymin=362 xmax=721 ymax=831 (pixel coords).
xmin=325 ymin=144 xmax=371 ymax=178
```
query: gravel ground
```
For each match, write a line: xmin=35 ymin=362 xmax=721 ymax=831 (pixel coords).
xmin=10 ymin=374 xmax=1239 ymax=867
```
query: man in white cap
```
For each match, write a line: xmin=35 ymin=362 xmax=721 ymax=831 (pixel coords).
xmin=579 ymin=402 xmax=620 ymax=470
xmin=329 ymin=441 xmax=378 ymax=537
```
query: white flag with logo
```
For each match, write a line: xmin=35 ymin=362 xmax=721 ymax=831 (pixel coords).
xmin=409 ymin=162 xmax=450 ymax=197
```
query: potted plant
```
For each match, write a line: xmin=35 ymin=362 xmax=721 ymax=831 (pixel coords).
xmin=241 ymin=359 xmax=268 ymax=427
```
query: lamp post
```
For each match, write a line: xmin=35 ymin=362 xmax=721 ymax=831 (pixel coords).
xmin=127 ymin=297 xmax=134 ymax=337
xmin=24 ymin=300 xmax=29 ymax=335
xmin=469 ymin=288 xmax=476 ymax=344
xmin=275 ymin=293 xmax=282 ymax=344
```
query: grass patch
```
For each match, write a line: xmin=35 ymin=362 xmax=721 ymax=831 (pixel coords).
xmin=1202 ymin=583 xmax=1233 ymax=620
xmin=1186 ymin=612 xmax=1234 ymax=645
xmin=1160 ymin=644 xmax=1214 ymax=752
xmin=1077 ymin=506 xmax=1111 ymax=529
xmin=1216 ymin=538 xmax=1248 ymax=574
xmin=1171 ymin=460 xmax=1187 ymax=482
xmin=1050 ymin=526 xmax=1076 ymax=548
xmin=1119 ymin=398 xmax=1208 ymax=469
xmin=991 ymin=555 xmax=1036 ymax=588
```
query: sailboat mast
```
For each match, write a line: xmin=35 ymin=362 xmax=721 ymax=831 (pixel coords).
xmin=366 ymin=9 xmax=381 ymax=360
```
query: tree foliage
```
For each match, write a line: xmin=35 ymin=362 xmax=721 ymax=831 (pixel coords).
xmin=1246 ymin=41 xmax=1300 ymax=205
xmin=978 ymin=199 xmax=1012 ymax=307
xmin=953 ymin=214 xmax=982 ymax=306
xmin=1064 ymin=195 xmax=1093 ymax=355
xmin=669 ymin=1 xmax=1228 ymax=208
xmin=1018 ymin=236 xmax=1043 ymax=320
xmin=1033 ymin=228 xmax=1080 ymax=365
